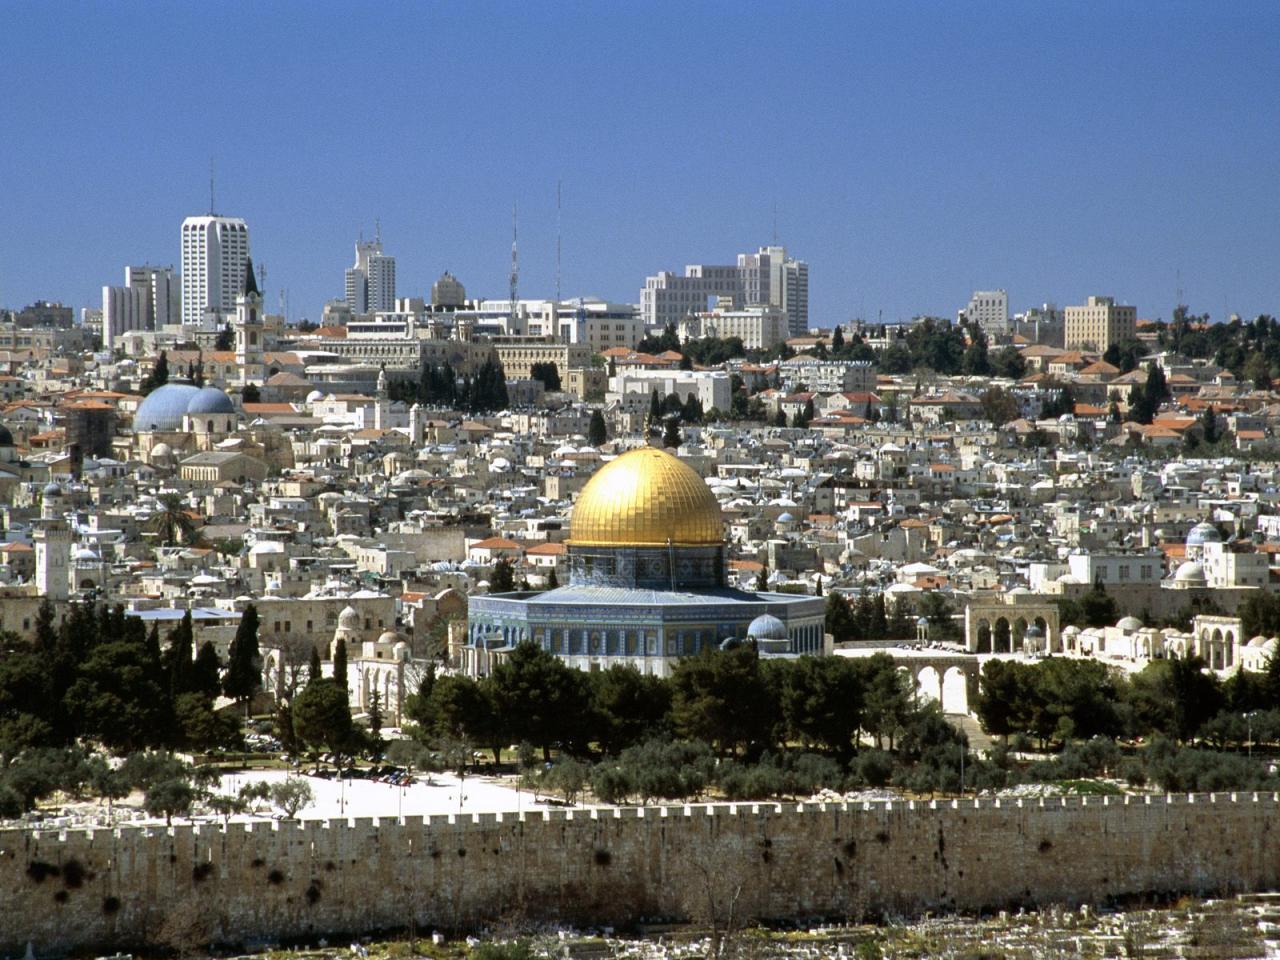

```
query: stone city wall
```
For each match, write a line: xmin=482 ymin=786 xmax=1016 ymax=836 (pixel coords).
xmin=2 ymin=793 xmax=1278 ymax=953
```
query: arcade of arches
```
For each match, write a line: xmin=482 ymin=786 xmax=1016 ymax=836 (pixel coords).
xmin=964 ymin=599 xmax=1061 ymax=654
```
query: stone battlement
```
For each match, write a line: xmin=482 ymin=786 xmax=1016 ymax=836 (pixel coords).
xmin=9 ymin=790 xmax=1277 ymax=843
xmin=3 ymin=792 xmax=1278 ymax=953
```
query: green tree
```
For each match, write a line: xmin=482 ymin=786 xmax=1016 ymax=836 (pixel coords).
xmin=191 ymin=641 xmax=222 ymax=700
xmin=292 ymin=678 xmax=354 ymax=764
xmin=857 ymin=653 xmax=913 ymax=750
xmin=980 ymin=386 xmax=1020 ymax=427
xmin=1200 ymin=404 xmax=1218 ymax=445
xmin=332 ymin=635 xmax=348 ymax=694
xmin=529 ymin=361 xmax=562 ymax=392
xmin=269 ymin=777 xmax=315 ymax=819
xmin=490 ymin=642 xmax=593 ymax=760
xmin=588 ymin=409 xmax=608 ymax=446
xmin=991 ymin=345 xmax=1027 ymax=379
xmin=824 ymin=593 xmax=855 ymax=644
xmin=777 ymin=656 xmax=863 ymax=758
xmin=242 ymin=383 xmax=261 ymax=404
xmin=145 ymin=777 xmax=194 ymax=826
xmin=148 ymin=492 xmax=196 ymax=546
xmin=590 ymin=665 xmax=672 ymax=754
xmin=490 ymin=556 xmax=516 ymax=593
xmin=140 ymin=350 xmax=170 ymax=395
xmin=223 ymin=603 xmax=261 ymax=706
xmin=1078 ymin=583 xmax=1119 ymax=628
xmin=662 ymin=415 xmax=683 ymax=449
xmin=670 ymin=646 xmax=776 ymax=756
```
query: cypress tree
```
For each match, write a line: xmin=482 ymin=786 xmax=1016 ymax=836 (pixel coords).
xmin=332 ymin=636 xmax=348 ymax=694
xmin=309 ymin=645 xmax=323 ymax=684
xmin=662 ymin=416 xmax=682 ymax=450
xmin=165 ymin=611 xmax=195 ymax=697
xmin=224 ymin=603 xmax=261 ymax=705
xmin=193 ymin=640 xmax=222 ymax=700
xmin=588 ymin=409 xmax=608 ymax=447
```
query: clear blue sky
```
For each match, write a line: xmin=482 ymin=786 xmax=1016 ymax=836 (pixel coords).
xmin=2 ymin=1 xmax=1278 ymax=327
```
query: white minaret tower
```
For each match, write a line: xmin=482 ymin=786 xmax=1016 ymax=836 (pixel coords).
xmin=409 ymin=402 xmax=424 ymax=445
xmin=373 ymin=366 xmax=389 ymax=430
xmin=235 ymin=258 xmax=265 ymax=385
xmin=34 ymin=482 xmax=71 ymax=600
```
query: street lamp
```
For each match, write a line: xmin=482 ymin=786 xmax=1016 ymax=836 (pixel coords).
xmin=1246 ymin=711 xmax=1261 ymax=758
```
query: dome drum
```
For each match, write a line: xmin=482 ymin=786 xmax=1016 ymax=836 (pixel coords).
xmin=569 ymin=543 xmax=726 ymax=590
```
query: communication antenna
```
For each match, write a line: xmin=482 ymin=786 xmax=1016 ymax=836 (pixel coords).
xmin=375 ymin=217 xmax=382 ymax=246
xmin=509 ymin=203 xmax=519 ymax=328
xmin=209 ymin=157 xmax=216 ymax=215
xmin=1176 ymin=268 xmax=1183 ymax=310
xmin=258 ymin=262 xmax=266 ymax=296
xmin=772 ymin=202 xmax=778 ymax=244
xmin=556 ymin=180 xmax=562 ymax=304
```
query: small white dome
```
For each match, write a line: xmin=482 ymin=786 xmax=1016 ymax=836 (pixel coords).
xmin=1174 ymin=560 xmax=1207 ymax=583
xmin=338 ymin=605 xmax=360 ymax=629
xmin=1116 ymin=616 xmax=1144 ymax=632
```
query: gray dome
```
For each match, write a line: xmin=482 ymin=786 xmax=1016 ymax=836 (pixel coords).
xmin=186 ymin=386 xmax=235 ymax=415
xmin=1186 ymin=522 xmax=1223 ymax=546
xmin=1024 ymin=623 xmax=1045 ymax=638
xmin=135 ymin=382 xmax=201 ymax=431
xmin=43 ymin=481 xmax=62 ymax=496
xmin=747 ymin=613 xmax=788 ymax=641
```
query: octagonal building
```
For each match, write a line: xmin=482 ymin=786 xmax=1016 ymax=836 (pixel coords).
xmin=463 ymin=446 xmax=826 ymax=676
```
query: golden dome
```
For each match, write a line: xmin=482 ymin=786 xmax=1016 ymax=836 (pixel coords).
xmin=569 ymin=447 xmax=724 ymax=547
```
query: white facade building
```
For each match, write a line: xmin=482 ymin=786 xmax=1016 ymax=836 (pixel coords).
xmin=641 ymin=245 xmax=809 ymax=335
xmin=960 ymin=289 xmax=1009 ymax=337
xmin=681 ymin=306 xmax=790 ymax=350
xmin=608 ymin=369 xmax=732 ymax=413
xmin=181 ymin=216 xmax=250 ymax=327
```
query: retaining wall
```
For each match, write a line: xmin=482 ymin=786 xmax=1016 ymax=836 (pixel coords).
xmin=2 ymin=793 xmax=1278 ymax=953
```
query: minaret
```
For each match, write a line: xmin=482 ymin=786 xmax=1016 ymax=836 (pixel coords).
xmin=34 ymin=483 xmax=71 ymax=600
xmin=235 ymin=258 xmax=265 ymax=385
xmin=409 ymin=402 xmax=424 ymax=445
xmin=374 ymin=366 xmax=389 ymax=430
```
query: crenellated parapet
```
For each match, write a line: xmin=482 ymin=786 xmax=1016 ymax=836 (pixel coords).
xmin=3 ymin=793 xmax=1278 ymax=954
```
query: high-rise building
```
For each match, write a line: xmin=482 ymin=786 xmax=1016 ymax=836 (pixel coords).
xmin=641 ymin=245 xmax=809 ymax=336
xmin=181 ymin=216 xmax=250 ymax=327
xmin=960 ymin=289 xmax=1009 ymax=337
xmin=126 ymin=265 xmax=180 ymax=329
xmin=431 ymin=271 xmax=466 ymax=307
xmin=1064 ymin=295 xmax=1137 ymax=352
xmin=345 ymin=238 xmax=396 ymax=315
xmin=101 ymin=284 xmax=147 ymax=352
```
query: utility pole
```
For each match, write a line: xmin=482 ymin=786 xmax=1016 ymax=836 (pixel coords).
xmin=509 ymin=203 xmax=519 ymax=330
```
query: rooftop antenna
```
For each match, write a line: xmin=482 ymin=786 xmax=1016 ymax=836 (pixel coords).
xmin=209 ymin=157 xmax=216 ymax=215
xmin=375 ymin=217 xmax=382 ymax=246
xmin=509 ymin=202 xmax=519 ymax=328
xmin=556 ymin=180 xmax=562 ymax=304
xmin=1176 ymin=268 xmax=1184 ymax=310
xmin=772 ymin=202 xmax=778 ymax=244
